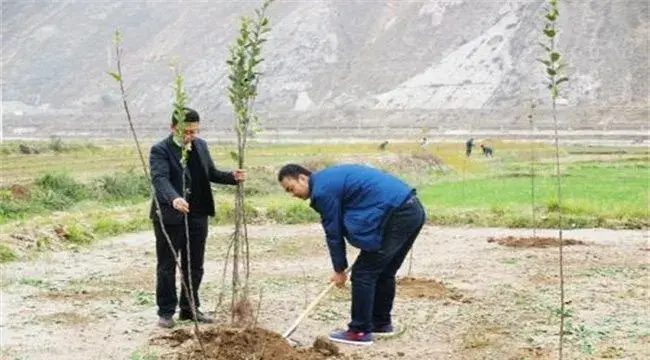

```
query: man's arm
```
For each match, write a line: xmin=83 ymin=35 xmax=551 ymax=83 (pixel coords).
xmin=149 ymin=145 xmax=181 ymax=204
xmin=201 ymin=142 xmax=237 ymax=185
xmin=312 ymin=194 xmax=347 ymax=273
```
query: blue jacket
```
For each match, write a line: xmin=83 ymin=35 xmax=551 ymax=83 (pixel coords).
xmin=308 ymin=164 xmax=415 ymax=272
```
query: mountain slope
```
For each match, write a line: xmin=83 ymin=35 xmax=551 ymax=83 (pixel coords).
xmin=1 ymin=0 xmax=648 ymax=137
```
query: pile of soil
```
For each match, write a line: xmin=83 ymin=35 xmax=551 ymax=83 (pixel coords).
xmin=396 ymin=276 xmax=468 ymax=303
xmin=9 ymin=184 xmax=31 ymax=201
xmin=487 ymin=236 xmax=586 ymax=248
xmin=152 ymin=326 xmax=341 ymax=360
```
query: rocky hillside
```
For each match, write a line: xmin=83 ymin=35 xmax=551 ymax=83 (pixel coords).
xmin=1 ymin=0 xmax=648 ymax=138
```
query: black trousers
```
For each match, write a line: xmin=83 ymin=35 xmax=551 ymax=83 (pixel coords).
xmin=349 ymin=196 xmax=426 ymax=332
xmin=153 ymin=216 xmax=208 ymax=317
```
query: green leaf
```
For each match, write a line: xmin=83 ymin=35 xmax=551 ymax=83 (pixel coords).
xmin=546 ymin=13 xmax=557 ymax=21
xmin=112 ymin=29 xmax=122 ymax=46
xmin=550 ymin=52 xmax=561 ymax=62
xmin=544 ymin=29 xmax=556 ymax=38
xmin=537 ymin=59 xmax=552 ymax=66
xmin=107 ymin=71 xmax=121 ymax=82
xmin=556 ymin=77 xmax=569 ymax=85
xmin=547 ymin=68 xmax=557 ymax=76
xmin=229 ymin=151 xmax=239 ymax=162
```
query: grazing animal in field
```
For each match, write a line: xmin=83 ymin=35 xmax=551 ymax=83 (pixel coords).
xmin=480 ymin=144 xmax=493 ymax=157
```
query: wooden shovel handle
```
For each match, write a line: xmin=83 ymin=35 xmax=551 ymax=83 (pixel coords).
xmin=282 ymin=268 xmax=351 ymax=339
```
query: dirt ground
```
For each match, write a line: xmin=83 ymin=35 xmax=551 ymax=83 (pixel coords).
xmin=1 ymin=225 xmax=649 ymax=360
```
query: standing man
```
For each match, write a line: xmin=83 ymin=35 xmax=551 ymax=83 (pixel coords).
xmin=149 ymin=107 xmax=246 ymax=328
xmin=277 ymin=164 xmax=426 ymax=346
xmin=465 ymin=138 xmax=474 ymax=157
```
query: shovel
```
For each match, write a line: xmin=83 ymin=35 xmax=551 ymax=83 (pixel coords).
xmin=282 ymin=269 xmax=352 ymax=339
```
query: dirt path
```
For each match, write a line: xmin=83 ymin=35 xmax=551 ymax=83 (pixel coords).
xmin=1 ymin=225 xmax=648 ymax=360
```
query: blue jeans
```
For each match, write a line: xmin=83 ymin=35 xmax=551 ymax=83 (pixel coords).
xmin=348 ymin=195 xmax=426 ymax=332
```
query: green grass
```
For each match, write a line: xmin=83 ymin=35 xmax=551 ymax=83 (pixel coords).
xmin=420 ymin=160 xmax=649 ymax=228
xmin=0 ymin=244 xmax=17 ymax=262
xmin=1 ymin=139 xmax=648 ymax=263
xmin=422 ymin=164 xmax=647 ymax=209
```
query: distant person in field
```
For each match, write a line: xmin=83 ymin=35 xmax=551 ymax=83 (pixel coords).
xmin=149 ymin=107 xmax=246 ymax=329
xmin=465 ymin=138 xmax=474 ymax=156
xmin=480 ymin=144 xmax=493 ymax=157
xmin=277 ymin=164 xmax=426 ymax=346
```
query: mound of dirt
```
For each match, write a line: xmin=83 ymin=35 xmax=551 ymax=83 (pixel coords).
xmin=397 ymin=276 xmax=468 ymax=303
xmin=376 ymin=152 xmax=450 ymax=173
xmin=301 ymin=152 xmax=450 ymax=174
xmin=9 ymin=184 xmax=31 ymax=201
xmin=152 ymin=326 xmax=341 ymax=360
xmin=487 ymin=236 xmax=586 ymax=248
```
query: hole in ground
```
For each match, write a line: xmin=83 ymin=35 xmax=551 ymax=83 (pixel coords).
xmin=487 ymin=236 xmax=586 ymax=248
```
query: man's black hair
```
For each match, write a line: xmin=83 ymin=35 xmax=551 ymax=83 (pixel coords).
xmin=171 ymin=107 xmax=200 ymax=126
xmin=277 ymin=164 xmax=312 ymax=182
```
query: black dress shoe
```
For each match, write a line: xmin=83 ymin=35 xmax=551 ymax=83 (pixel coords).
xmin=179 ymin=310 xmax=214 ymax=323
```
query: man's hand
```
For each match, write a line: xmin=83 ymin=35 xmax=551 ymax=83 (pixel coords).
xmin=172 ymin=197 xmax=190 ymax=214
xmin=233 ymin=169 xmax=247 ymax=182
xmin=331 ymin=271 xmax=348 ymax=287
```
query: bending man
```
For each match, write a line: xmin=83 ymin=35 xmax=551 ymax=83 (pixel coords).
xmin=277 ymin=163 xmax=426 ymax=346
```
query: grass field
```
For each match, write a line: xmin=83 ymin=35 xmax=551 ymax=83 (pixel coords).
xmin=0 ymin=138 xmax=648 ymax=262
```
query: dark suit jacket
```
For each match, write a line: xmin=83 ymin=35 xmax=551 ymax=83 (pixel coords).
xmin=149 ymin=135 xmax=237 ymax=225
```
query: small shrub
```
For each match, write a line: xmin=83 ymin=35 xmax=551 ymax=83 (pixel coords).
xmin=0 ymin=200 xmax=32 ymax=221
xmin=91 ymin=217 xmax=125 ymax=236
xmin=505 ymin=215 xmax=535 ymax=228
xmin=59 ymin=222 xmax=94 ymax=244
xmin=213 ymin=200 xmax=261 ymax=225
xmin=93 ymin=170 xmax=149 ymax=200
xmin=267 ymin=202 xmax=320 ymax=224
xmin=35 ymin=172 xmax=88 ymax=202
xmin=48 ymin=136 xmax=66 ymax=152
xmin=0 ymin=244 xmax=17 ymax=262
xmin=32 ymin=188 xmax=75 ymax=211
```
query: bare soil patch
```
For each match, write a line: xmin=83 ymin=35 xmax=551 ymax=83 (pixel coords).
xmin=34 ymin=311 xmax=92 ymax=326
xmin=38 ymin=287 xmax=124 ymax=301
xmin=510 ymin=346 xmax=551 ymax=360
xmin=487 ymin=236 xmax=586 ymax=248
xmin=152 ymin=326 xmax=341 ymax=360
xmin=396 ymin=276 xmax=467 ymax=303
xmin=2 ymin=226 xmax=648 ymax=360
